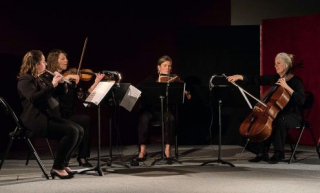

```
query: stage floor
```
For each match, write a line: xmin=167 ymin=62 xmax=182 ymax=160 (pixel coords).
xmin=1 ymin=145 xmax=320 ymax=193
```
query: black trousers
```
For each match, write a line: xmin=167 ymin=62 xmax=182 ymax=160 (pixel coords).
xmin=46 ymin=116 xmax=84 ymax=170
xmin=138 ymin=110 xmax=175 ymax=145
xmin=68 ymin=114 xmax=91 ymax=158
xmin=254 ymin=112 xmax=301 ymax=154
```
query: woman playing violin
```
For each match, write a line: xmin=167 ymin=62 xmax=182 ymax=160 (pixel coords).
xmin=47 ymin=49 xmax=105 ymax=167
xmin=136 ymin=55 xmax=190 ymax=164
xmin=227 ymin=52 xmax=305 ymax=164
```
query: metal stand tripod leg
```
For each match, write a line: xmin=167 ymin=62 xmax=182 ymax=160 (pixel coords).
xmin=201 ymin=100 xmax=235 ymax=167
xmin=79 ymin=105 xmax=104 ymax=175
xmin=101 ymin=115 xmax=130 ymax=170
xmin=151 ymin=96 xmax=181 ymax=166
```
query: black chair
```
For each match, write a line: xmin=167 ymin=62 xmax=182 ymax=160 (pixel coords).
xmin=26 ymin=138 xmax=55 ymax=166
xmin=0 ymin=97 xmax=50 ymax=179
xmin=149 ymin=111 xmax=179 ymax=159
xmin=287 ymin=91 xmax=320 ymax=164
xmin=149 ymin=106 xmax=179 ymax=159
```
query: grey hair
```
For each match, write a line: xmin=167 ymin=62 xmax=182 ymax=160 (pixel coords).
xmin=276 ymin=52 xmax=294 ymax=73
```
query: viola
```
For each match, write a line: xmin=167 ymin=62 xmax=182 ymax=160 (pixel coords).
xmin=158 ymin=74 xmax=191 ymax=100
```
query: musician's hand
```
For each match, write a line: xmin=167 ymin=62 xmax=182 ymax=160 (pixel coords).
xmin=276 ymin=77 xmax=294 ymax=95
xmin=65 ymin=74 xmax=80 ymax=84
xmin=88 ymin=73 xmax=106 ymax=93
xmin=52 ymin=72 xmax=64 ymax=87
xmin=94 ymin=73 xmax=105 ymax=84
xmin=227 ymin=75 xmax=243 ymax=82
xmin=185 ymin=91 xmax=191 ymax=100
xmin=276 ymin=78 xmax=289 ymax=88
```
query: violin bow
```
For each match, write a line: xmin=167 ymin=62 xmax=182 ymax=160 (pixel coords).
xmin=76 ymin=37 xmax=89 ymax=75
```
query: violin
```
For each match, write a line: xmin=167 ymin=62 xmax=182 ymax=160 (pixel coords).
xmin=62 ymin=68 xmax=113 ymax=82
xmin=158 ymin=74 xmax=182 ymax=83
xmin=158 ymin=74 xmax=191 ymax=100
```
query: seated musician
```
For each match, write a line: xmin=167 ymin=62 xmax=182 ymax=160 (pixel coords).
xmin=136 ymin=55 xmax=190 ymax=164
xmin=47 ymin=49 xmax=106 ymax=167
xmin=227 ymin=52 xmax=305 ymax=164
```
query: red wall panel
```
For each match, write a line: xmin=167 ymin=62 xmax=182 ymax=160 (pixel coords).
xmin=261 ymin=14 xmax=320 ymax=145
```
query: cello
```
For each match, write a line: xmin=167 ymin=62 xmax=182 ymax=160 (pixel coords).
xmin=222 ymin=74 xmax=291 ymax=142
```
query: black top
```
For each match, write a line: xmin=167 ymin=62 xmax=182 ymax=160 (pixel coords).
xmin=17 ymin=73 xmax=60 ymax=135
xmin=244 ymin=74 xmax=305 ymax=118
xmin=137 ymin=74 xmax=185 ymax=114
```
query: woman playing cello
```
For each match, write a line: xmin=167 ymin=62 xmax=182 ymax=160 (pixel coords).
xmin=227 ymin=52 xmax=305 ymax=164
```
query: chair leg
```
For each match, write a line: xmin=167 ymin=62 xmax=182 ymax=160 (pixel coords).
xmin=24 ymin=138 xmax=50 ymax=180
xmin=0 ymin=138 xmax=14 ymax=170
xmin=25 ymin=150 xmax=31 ymax=166
xmin=46 ymin=138 xmax=55 ymax=160
xmin=308 ymin=127 xmax=320 ymax=159
xmin=288 ymin=138 xmax=297 ymax=160
xmin=289 ymin=127 xmax=305 ymax=164
xmin=175 ymin=134 xmax=179 ymax=159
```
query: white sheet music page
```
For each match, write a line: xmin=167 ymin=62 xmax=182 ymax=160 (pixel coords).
xmin=120 ymin=85 xmax=141 ymax=112
xmin=84 ymin=81 xmax=115 ymax=106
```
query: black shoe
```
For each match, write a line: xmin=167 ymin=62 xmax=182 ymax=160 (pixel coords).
xmin=248 ymin=153 xmax=269 ymax=162
xmin=130 ymin=159 xmax=140 ymax=166
xmin=165 ymin=157 xmax=173 ymax=165
xmin=77 ymin=157 xmax=93 ymax=167
xmin=136 ymin=152 xmax=147 ymax=162
xmin=51 ymin=169 xmax=74 ymax=179
xmin=268 ymin=152 xmax=285 ymax=164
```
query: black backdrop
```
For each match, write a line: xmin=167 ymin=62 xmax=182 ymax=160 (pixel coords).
xmin=0 ymin=2 xmax=262 ymax=152
xmin=176 ymin=26 xmax=260 ymax=145
xmin=0 ymin=26 xmax=260 ymax=152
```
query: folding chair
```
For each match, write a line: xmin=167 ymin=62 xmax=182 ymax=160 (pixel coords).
xmin=287 ymin=91 xmax=320 ymax=164
xmin=0 ymin=97 xmax=50 ymax=179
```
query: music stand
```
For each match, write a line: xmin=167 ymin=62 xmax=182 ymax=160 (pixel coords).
xmin=201 ymin=75 xmax=235 ymax=167
xmin=138 ymin=82 xmax=184 ymax=165
xmin=78 ymin=81 xmax=116 ymax=175
xmin=101 ymin=83 xmax=133 ymax=169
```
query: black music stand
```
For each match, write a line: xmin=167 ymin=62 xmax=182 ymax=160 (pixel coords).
xmin=78 ymin=102 xmax=105 ymax=176
xmin=78 ymin=81 xmax=118 ymax=175
xmin=201 ymin=75 xmax=235 ymax=167
xmin=101 ymin=83 xmax=132 ymax=170
xmin=139 ymin=82 xmax=185 ymax=166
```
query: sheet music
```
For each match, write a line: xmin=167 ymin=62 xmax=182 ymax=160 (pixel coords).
xmin=84 ymin=81 xmax=115 ymax=106
xmin=120 ymin=85 xmax=141 ymax=112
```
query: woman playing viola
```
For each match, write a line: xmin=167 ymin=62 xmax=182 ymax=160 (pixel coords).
xmin=47 ymin=49 xmax=105 ymax=167
xmin=227 ymin=52 xmax=305 ymax=164
xmin=136 ymin=55 xmax=190 ymax=164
